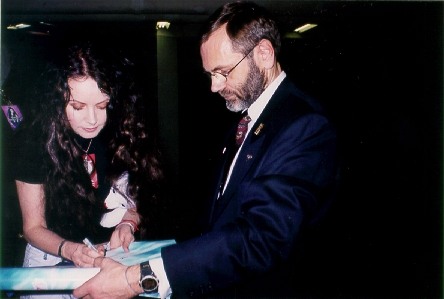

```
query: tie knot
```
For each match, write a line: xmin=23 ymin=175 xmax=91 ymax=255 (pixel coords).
xmin=239 ymin=114 xmax=251 ymax=125
xmin=235 ymin=114 xmax=251 ymax=146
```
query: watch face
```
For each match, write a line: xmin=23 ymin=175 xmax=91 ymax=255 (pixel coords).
xmin=141 ymin=276 xmax=158 ymax=292
xmin=140 ymin=262 xmax=158 ymax=293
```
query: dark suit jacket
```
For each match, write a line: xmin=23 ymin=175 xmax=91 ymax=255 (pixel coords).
xmin=162 ymin=76 xmax=340 ymax=298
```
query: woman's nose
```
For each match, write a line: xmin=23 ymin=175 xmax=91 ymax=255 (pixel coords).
xmin=85 ymin=107 xmax=97 ymax=125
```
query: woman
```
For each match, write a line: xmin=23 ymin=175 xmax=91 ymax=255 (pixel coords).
xmin=14 ymin=42 xmax=163 ymax=296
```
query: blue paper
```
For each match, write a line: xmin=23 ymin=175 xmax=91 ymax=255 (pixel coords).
xmin=0 ymin=240 xmax=175 ymax=297
xmin=105 ymin=239 xmax=175 ymax=266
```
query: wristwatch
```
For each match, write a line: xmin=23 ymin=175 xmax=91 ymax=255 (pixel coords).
xmin=139 ymin=261 xmax=159 ymax=293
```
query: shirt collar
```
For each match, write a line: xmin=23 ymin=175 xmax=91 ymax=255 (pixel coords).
xmin=246 ymin=71 xmax=286 ymax=128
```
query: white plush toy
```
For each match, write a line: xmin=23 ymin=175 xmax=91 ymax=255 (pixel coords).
xmin=100 ymin=172 xmax=136 ymax=228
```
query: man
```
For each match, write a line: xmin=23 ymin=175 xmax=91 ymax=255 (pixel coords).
xmin=74 ymin=2 xmax=340 ymax=298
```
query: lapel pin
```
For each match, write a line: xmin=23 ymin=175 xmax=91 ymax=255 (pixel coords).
xmin=254 ymin=123 xmax=264 ymax=135
xmin=247 ymin=154 xmax=253 ymax=159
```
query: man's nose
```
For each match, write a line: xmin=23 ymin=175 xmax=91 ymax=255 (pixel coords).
xmin=210 ymin=77 xmax=226 ymax=93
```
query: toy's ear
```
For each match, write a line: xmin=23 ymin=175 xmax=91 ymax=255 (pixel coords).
xmin=115 ymin=171 xmax=129 ymax=190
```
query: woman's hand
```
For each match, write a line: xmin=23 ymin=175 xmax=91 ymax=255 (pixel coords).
xmin=62 ymin=241 xmax=103 ymax=268
xmin=110 ymin=224 xmax=135 ymax=252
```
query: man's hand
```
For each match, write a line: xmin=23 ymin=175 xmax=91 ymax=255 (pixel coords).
xmin=73 ymin=257 xmax=141 ymax=299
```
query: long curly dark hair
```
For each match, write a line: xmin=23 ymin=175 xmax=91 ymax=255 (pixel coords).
xmin=27 ymin=42 xmax=163 ymax=242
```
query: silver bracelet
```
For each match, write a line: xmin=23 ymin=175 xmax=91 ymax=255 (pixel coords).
xmin=125 ymin=266 xmax=139 ymax=295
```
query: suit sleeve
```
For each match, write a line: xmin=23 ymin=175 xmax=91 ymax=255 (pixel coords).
xmin=162 ymin=112 xmax=339 ymax=297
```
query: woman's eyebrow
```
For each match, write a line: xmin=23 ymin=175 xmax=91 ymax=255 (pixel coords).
xmin=96 ymin=99 xmax=110 ymax=104
xmin=69 ymin=98 xmax=110 ymax=104
xmin=69 ymin=98 xmax=85 ymax=104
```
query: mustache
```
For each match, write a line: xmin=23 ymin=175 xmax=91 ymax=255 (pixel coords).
xmin=219 ymin=89 xmax=242 ymax=99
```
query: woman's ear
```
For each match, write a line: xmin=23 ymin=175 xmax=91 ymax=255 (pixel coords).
xmin=255 ymin=39 xmax=276 ymax=69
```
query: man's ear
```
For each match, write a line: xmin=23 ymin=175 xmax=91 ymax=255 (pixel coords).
xmin=255 ymin=39 xmax=275 ymax=69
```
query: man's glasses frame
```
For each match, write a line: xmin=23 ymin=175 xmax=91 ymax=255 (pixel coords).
xmin=204 ymin=46 xmax=255 ymax=83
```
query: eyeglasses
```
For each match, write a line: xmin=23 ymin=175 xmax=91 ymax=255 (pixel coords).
xmin=204 ymin=47 xmax=255 ymax=83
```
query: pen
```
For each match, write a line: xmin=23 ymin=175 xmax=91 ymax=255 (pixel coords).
xmin=83 ymin=238 xmax=98 ymax=252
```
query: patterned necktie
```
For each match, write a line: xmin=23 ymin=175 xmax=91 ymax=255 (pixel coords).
xmin=235 ymin=113 xmax=251 ymax=147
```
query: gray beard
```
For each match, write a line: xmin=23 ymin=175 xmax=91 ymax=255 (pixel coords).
xmin=222 ymin=59 xmax=266 ymax=112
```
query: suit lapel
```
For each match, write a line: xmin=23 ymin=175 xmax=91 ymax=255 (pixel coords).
xmin=209 ymin=78 xmax=294 ymax=225
xmin=202 ymin=123 xmax=238 ymax=230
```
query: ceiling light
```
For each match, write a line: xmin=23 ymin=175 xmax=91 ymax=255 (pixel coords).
xmin=294 ymin=24 xmax=317 ymax=33
xmin=156 ymin=22 xmax=170 ymax=30
xmin=7 ymin=23 xmax=31 ymax=30
xmin=15 ymin=23 xmax=31 ymax=29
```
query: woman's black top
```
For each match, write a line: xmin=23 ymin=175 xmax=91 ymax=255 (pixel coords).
xmin=14 ymin=133 xmax=114 ymax=243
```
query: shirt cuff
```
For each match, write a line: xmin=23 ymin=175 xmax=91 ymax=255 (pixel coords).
xmin=149 ymin=257 xmax=172 ymax=299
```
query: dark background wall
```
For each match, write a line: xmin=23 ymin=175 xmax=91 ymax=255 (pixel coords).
xmin=1 ymin=1 xmax=443 ymax=298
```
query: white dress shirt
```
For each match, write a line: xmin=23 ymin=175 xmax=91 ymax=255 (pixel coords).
xmin=222 ymin=71 xmax=286 ymax=193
